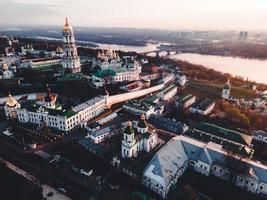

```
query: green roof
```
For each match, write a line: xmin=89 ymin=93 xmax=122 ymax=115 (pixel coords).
xmin=177 ymin=94 xmax=194 ymax=103
xmin=137 ymin=119 xmax=147 ymax=128
xmin=195 ymin=122 xmax=252 ymax=146
xmin=59 ymin=73 xmax=87 ymax=81
xmin=125 ymin=125 xmax=135 ymax=135
xmin=161 ymin=84 xmax=176 ymax=95
xmin=21 ymin=101 xmax=76 ymax=119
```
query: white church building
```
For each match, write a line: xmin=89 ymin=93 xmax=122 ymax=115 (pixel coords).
xmin=121 ymin=114 xmax=158 ymax=158
xmin=221 ymin=79 xmax=231 ymax=99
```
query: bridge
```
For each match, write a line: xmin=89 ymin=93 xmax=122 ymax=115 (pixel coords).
xmin=142 ymin=50 xmax=177 ymax=57
xmin=106 ymin=73 xmax=174 ymax=108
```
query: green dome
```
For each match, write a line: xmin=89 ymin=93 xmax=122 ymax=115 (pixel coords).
xmin=125 ymin=121 xmax=135 ymax=135
xmin=224 ymin=85 xmax=230 ymax=90
xmin=137 ymin=114 xmax=148 ymax=128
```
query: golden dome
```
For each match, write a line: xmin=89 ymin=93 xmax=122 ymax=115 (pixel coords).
xmin=2 ymin=63 xmax=8 ymax=71
xmin=63 ymin=17 xmax=72 ymax=31
xmin=6 ymin=94 xmax=18 ymax=107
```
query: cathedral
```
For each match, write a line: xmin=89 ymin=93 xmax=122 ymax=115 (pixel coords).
xmin=121 ymin=114 xmax=158 ymax=159
xmin=62 ymin=17 xmax=81 ymax=73
xmin=4 ymin=92 xmax=20 ymax=119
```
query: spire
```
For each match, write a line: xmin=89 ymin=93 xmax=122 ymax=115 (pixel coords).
xmin=45 ymin=84 xmax=52 ymax=102
xmin=6 ymin=91 xmax=18 ymax=107
xmin=65 ymin=17 xmax=69 ymax=26
xmin=224 ymin=79 xmax=231 ymax=90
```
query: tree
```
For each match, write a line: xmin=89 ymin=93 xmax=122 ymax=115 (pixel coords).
xmin=43 ymin=123 xmax=51 ymax=136
xmin=170 ymin=184 xmax=197 ymax=200
xmin=224 ymin=152 xmax=249 ymax=183
xmin=95 ymin=69 xmax=116 ymax=94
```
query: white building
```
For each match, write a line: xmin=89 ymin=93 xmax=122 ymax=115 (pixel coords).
xmin=176 ymin=94 xmax=196 ymax=109
xmin=20 ymin=58 xmax=61 ymax=69
xmin=61 ymin=17 xmax=81 ymax=73
xmin=143 ymin=135 xmax=267 ymax=199
xmin=189 ymin=99 xmax=215 ymax=115
xmin=222 ymin=79 xmax=231 ymax=99
xmin=123 ymin=100 xmax=164 ymax=118
xmin=112 ymin=67 xmax=140 ymax=83
xmin=121 ymin=115 xmax=158 ymax=159
xmin=142 ymin=137 xmax=188 ymax=199
xmin=252 ymin=130 xmax=267 ymax=144
xmin=93 ymin=49 xmax=141 ymax=83
xmin=176 ymin=74 xmax=187 ymax=87
xmin=72 ymin=96 xmax=106 ymax=123
xmin=87 ymin=125 xmax=120 ymax=143
xmin=157 ymin=84 xmax=177 ymax=101
xmin=5 ymin=88 xmax=106 ymax=132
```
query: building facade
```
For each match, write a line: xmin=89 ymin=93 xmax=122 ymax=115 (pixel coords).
xmin=5 ymin=89 xmax=106 ymax=132
xmin=157 ymin=84 xmax=177 ymax=101
xmin=176 ymin=94 xmax=196 ymax=109
xmin=189 ymin=99 xmax=215 ymax=115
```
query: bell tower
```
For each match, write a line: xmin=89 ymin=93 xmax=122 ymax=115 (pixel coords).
xmin=62 ymin=17 xmax=81 ymax=73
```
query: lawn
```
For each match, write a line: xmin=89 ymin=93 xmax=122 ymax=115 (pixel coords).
xmin=189 ymin=80 xmax=258 ymax=100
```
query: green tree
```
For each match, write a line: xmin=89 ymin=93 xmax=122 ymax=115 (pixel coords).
xmin=95 ymin=69 xmax=116 ymax=94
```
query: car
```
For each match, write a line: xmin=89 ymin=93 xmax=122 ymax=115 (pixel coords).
xmin=58 ymin=187 xmax=67 ymax=194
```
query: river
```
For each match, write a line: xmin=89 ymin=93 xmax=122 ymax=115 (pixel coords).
xmin=32 ymin=36 xmax=267 ymax=84
xmin=170 ymin=53 xmax=267 ymax=84
xmin=33 ymin=36 xmax=159 ymax=53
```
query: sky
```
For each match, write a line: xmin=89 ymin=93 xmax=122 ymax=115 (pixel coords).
xmin=1 ymin=0 xmax=267 ymax=31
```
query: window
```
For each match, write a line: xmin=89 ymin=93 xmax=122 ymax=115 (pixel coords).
xmin=260 ymin=186 xmax=264 ymax=190
xmin=214 ymin=167 xmax=217 ymax=170
xmin=251 ymin=183 xmax=254 ymax=186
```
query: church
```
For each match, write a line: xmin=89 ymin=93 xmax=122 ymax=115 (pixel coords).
xmin=121 ymin=114 xmax=158 ymax=159
xmin=4 ymin=92 xmax=20 ymax=119
xmin=221 ymin=79 xmax=231 ymax=99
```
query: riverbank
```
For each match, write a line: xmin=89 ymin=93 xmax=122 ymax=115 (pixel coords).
xmin=170 ymin=53 xmax=267 ymax=84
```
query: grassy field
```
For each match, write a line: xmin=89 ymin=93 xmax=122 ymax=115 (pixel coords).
xmin=189 ymin=80 xmax=258 ymax=100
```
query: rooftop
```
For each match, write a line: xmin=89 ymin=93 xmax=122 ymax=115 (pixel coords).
xmin=177 ymin=94 xmax=195 ymax=103
xmin=124 ymin=100 xmax=154 ymax=112
xmin=90 ymin=125 xmax=116 ymax=137
xmin=161 ymin=84 xmax=177 ymax=95
xmin=72 ymin=96 xmax=105 ymax=112
xmin=195 ymin=122 xmax=252 ymax=146
xmin=192 ymin=99 xmax=215 ymax=111
xmin=20 ymin=101 xmax=76 ymax=118
xmin=144 ymin=137 xmax=188 ymax=188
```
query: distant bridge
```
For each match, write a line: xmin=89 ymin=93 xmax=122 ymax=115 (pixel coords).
xmin=142 ymin=50 xmax=176 ymax=57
